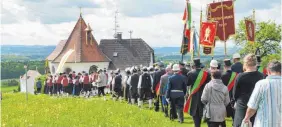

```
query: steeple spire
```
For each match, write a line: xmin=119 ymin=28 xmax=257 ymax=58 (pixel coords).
xmin=79 ymin=7 xmax=82 ymax=17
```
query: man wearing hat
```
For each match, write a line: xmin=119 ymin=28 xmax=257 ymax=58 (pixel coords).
xmin=166 ymin=64 xmax=187 ymax=123
xmin=112 ymin=70 xmax=123 ymax=101
xmin=123 ymin=68 xmax=131 ymax=103
xmin=179 ymin=61 xmax=189 ymax=77
xmin=221 ymin=59 xmax=238 ymax=119
xmin=209 ymin=59 xmax=219 ymax=73
xmin=184 ymin=58 xmax=211 ymax=127
xmin=256 ymin=55 xmax=267 ymax=76
xmin=159 ymin=66 xmax=173 ymax=117
xmin=138 ymin=67 xmax=153 ymax=108
xmin=127 ymin=67 xmax=140 ymax=104
xmin=152 ymin=62 xmax=166 ymax=112
xmin=231 ymin=53 xmax=243 ymax=73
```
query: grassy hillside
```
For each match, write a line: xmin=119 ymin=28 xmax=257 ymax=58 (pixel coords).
xmin=1 ymin=93 xmax=232 ymax=127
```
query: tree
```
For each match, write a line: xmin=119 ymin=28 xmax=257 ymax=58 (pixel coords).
xmin=234 ymin=20 xmax=281 ymax=66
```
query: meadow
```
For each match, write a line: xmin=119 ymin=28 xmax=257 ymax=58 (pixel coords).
xmin=1 ymin=92 xmax=232 ymax=127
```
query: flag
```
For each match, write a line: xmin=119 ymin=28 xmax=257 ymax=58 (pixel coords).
xmin=181 ymin=0 xmax=192 ymax=54
xmin=245 ymin=19 xmax=255 ymax=43
xmin=193 ymin=30 xmax=198 ymax=54
xmin=182 ymin=0 xmax=192 ymax=38
xmin=207 ymin=1 xmax=235 ymax=41
xmin=180 ymin=24 xmax=188 ymax=54
xmin=200 ymin=22 xmax=217 ymax=47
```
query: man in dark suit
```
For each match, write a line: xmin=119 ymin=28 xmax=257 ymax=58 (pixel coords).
xmin=231 ymin=53 xmax=243 ymax=73
xmin=179 ymin=61 xmax=189 ymax=77
xmin=221 ymin=59 xmax=236 ymax=119
xmin=166 ymin=64 xmax=187 ymax=123
xmin=152 ymin=62 xmax=166 ymax=112
xmin=186 ymin=58 xmax=211 ymax=127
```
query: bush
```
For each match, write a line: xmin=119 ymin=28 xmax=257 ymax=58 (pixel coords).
xmin=1 ymin=79 xmax=19 ymax=86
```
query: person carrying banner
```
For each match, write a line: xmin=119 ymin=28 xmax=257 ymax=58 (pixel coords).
xmin=183 ymin=58 xmax=211 ymax=127
xmin=138 ymin=67 xmax=153 ymax=108
xmin=152 ymin=62 xmax=166 ymax=112
xmin=159 ymin=66 xmax=173 ymax=117
xmin=166 ymin=64 xmax=187 ymax=123
xmin=221 ymin=59 xmax=238 ymax=120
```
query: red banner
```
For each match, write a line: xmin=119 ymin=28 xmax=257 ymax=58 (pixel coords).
xmin=207 ymin=1 xmax=235 ymax=41
xmin=245 ymin=19 xmax=255 ymax=43
xmin=200 ymin=22 xmax=217 ymax=47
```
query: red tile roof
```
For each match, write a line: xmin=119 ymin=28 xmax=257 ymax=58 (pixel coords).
xmin=48 ymin=15 xmax=110 ymax=63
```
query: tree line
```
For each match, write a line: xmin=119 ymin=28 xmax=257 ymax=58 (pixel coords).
xmin=1 ymin=61 xmax=45 ymax=80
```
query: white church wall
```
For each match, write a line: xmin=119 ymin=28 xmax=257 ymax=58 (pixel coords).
xmin=49 ymin=62 xmax=109 ymax=74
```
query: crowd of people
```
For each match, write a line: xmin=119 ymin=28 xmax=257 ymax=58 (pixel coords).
xmin=37 ymin=53 xmax=281 ymax=127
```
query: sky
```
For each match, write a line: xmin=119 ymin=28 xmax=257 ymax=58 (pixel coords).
xmin=1 ymin=0 xmax=281 ymax=47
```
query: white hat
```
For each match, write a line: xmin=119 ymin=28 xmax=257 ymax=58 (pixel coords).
xmin=172 ymin=64 xmax=180 ymax=71
xmin=210 ymin=60 xmax=218 ymax=68
xmin=233 ymin=53 xmax=241 ymax=59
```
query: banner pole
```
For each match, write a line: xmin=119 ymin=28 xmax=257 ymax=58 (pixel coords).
xmin=221 ymin=0 xmax=227 ymax=58
xmin=253 ymin=9 xmax=256 ymax=43
xmin=198 ymin=8 xmax=202 ymax=58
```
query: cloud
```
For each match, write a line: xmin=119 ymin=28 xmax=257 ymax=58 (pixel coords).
xmin=1 ymin=0 xmax=281 ymax=47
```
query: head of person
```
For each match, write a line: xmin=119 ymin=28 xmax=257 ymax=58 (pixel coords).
xmin=125 ymin=68 xmax=131 ymax=75
xmin=148 ymin=66 xmax=154 ymax=72
xmin=157 ymin=62 xmax=165 ymax=69
xmin=131 ymin=67 xmax=138 ymax=74
xmin=211 ymin=70 xmax=222 ymax=80
xmin=243 ymin=54 xmax=257 ymax=71
xmin=103 ymin=68 xmax=107 ymax=73
xmin=223 ymin=59 xmax=232 ymax=71
xmin=166 ymin=66 xmax=173 ymax=75
xmin=114 ymin=70 xmax=119 ymax=75
xmin=267 ymin=60 xmax=281 ymax=76
xmin=73 ymin=71 xmax=76 ymax=74
xmin=172 ymin=64 xmax=180 ymax=73
xmin=256 ymin=55 xmax=262 ymax=66
xmin=210 ymin=59 xmax=219 ymax=73
xmin=179 ymin=61 xmax=185 ymax=69
xmin=85 ymin=73 xmax=89 ymax=76
xmin=98 ymin=69 xmax=103 ymax=74
xmin=233 ymin=53 xmax=241 ymax=63
xmin=142 ymin=66 xmax=148 ymax=73
xmin=193 ymin=58 xmax=201 ymax=69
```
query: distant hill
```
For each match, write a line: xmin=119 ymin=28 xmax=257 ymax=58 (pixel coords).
xmin=1 ymin=45 xmax=241 ymax=62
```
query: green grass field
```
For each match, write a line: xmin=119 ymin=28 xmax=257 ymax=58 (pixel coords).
xmin=1 ymin=85 xmax=18 ymax=93
xmin=1 ymin=93 xmax=232 ymax=127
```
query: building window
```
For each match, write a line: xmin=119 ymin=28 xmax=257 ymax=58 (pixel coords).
xmin=113 ymin=52 xmax=118 ymax=57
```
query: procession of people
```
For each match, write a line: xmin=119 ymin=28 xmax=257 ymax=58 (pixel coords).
xmin=39 ymin=53 xmax=281 ymax=127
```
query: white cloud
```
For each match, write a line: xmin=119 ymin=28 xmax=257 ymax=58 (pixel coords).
xmin=1 ymin=0 xmax=281 ymax=47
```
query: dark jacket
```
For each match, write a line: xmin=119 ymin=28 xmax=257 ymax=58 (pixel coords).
xmin=152 ymin=69 xmax=166 ymax=91
xmin=166 ymin=73 xmax=186 ymax=99
xmin=187 ymin=68 xmax=211 ymax=116
xmin=231 ymin=62 xmax=243 ymax=73
xmin=113 ymin=75 xmax=122 ymax=89
xmin=36 ymin=81 xmax=42 ymax=88
xmin=130 ymin=73 xmax=139 ymax=94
